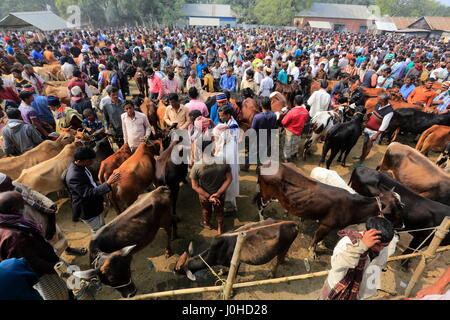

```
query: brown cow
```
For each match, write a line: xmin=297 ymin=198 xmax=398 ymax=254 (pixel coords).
xmin=45 ymin=81 xmax=71 ymax=105
xmin=274 ymin=81 xmax=301 ymax=106
xmin=269 ymin=91 xmax=287 ymax=113
xmin=377 ymin=142 xmax=450 ymax=205
xmin=73 ymin=186 xmax=176 ymax=298
xmin=416 ymin=125 xmax=450 ymax=155
xmin=255 ymin=163 xmax=404 ymax=258
xmin=365 ymin=98 xmax=423 ymax=113
xmin=238 ymin=97 xmax=260 ymax=131
xmin=157 ymin=99 xmax=168 ymax=129
xmin=109 ymin=137 xmax=160 ymax=213
xmin=15 ymin=140 xmax=83 ymax=195
xmin=140 ymin=97 xmax=158 ymax=131
xmin=0 ymin=130 xmax=74 ymax=179
xmin=98 ymin=143 xmax=132 ymax=183
xmin=310 ymin=80 xmax=339 ymax=93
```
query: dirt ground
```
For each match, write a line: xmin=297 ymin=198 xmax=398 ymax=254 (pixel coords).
xmin=56 ymin=127 xmax=450 ymax=301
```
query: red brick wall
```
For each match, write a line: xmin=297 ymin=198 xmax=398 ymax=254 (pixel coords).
xmin=294 ymin=17 xmax=374 ymax=33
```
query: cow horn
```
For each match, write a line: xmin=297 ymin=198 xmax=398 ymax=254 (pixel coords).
xmin=120 ymin=244 xmax=137 ymax=257
xmin=185 ymin=269 xmax=196 ymax=281
xmin=188 ymin=241 xmax=194 ymax=256
xmin=72 ymin=268 xmax=99 ymax=280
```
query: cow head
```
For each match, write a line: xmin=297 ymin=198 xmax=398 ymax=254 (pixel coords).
xmin=377 ymin=190 xmax=405 ymax=230
xmin=349 ymin=87 xmax=365 ymax=106
xmin=174 ymin=242 xmax=202 ymax=281
xmin=55 ymin=130 xmax=76 ymax=145
xmin=73 ymin=245 xmax=137 ymax=298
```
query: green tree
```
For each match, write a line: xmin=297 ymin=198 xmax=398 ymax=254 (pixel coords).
xmin=375 ymin=0 xmax=450 ymax=16
xmin=253 ymin=0 xmax=312 ymax=26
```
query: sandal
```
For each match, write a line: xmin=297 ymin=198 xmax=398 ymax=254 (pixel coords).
xmin=65 ymin=247 xmax=88 ymax=256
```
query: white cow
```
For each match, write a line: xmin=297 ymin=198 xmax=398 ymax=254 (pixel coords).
xmin=310 ymin=167 xmax=356 ymax=194
xmin=302 ymin=108 xmax=344 ymax=160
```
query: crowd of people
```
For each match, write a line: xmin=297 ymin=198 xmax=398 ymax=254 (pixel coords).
xmin=0 ymin=26 xmax=449 ymax=301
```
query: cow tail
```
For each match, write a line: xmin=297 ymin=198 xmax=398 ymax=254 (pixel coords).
xmin=348 ymin=167 xmax=357 ymax=188
xmin=415 ymin=126 xmax=432 ymax=152
xmin=376 ymin=144 xmax=391 ymax=171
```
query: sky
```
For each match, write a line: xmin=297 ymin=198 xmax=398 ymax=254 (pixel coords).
xmin=437 ymin=0 xmax=450 ymax=6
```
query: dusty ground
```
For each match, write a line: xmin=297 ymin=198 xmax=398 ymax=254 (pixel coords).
xmin=56 ymin=129 xmax=450 ymax=300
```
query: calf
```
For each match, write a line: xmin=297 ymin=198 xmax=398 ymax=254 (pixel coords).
xmin=416 ymin=125 xmax=450 ymax=155
xmin=73 ymin=186 xmax=175 ymax=298
xmin=349 ymin=166 xmax=450 ymax=268
xmin=155 ymin=138 xmax=188 ymax=217
xmin=0 ymin=130 xmax=74 ymax=179
xmin=255 ymin=163 xmax=404 ymax=258
xmin=377 ymin=142 xmax=450 ymax=205
xmin=436 ymin=141 xmax=450 ymax=170
xmin=89 ymin=132 xmax=114 ymax=180
xmin=15 ymin=140 xmax=83 ymax=195
xmin=98 ymin=143 xmax=132 ymax=183
xmin=109 ymin=137 xmax=160 ymax=213
xmin=175 ymin=218 xmax=298 ymax=280
xmin=384 ymin=108 xmax=450 ymax=142
xmin=140 ymin=97 xmax=158 ymax=132
xmin=320 ymin=106 xmax=366 ymax=168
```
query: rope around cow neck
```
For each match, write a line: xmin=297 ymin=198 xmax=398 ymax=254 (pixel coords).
xmin=198 ymin=254 xmax=227 ymax=298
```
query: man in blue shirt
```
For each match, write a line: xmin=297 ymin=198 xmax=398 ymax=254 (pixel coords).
xmin=5 ymin=41 xmax=14 ymax=56
xmin=0 ymin=258 xmax=43 ymax=300
xmin=210 ymin=93 xmax=233 ymax=125
xmin=196 ymin=56 xmax=207 ymax=80
xmin=293 ymin=47 xmax=302 ymax=57
xmin=31 ymin=45 xmax=45 ymax=66
xmin=391 ymin=56 xmax=407 ymax=80
xmin=26 ymin=86 xmax=56 ymax=129
xmin=220 ymin=68 xmax=236 ymax=92
xmin=277 ymin=64 xmax=288 ymax=84
xmin=399 ymin=76 xmax=416 ymax=100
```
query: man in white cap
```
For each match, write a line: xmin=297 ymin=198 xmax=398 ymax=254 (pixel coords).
xmin=254 ymin=63 xmax=264 ymax=87
xmin=258 ymin=69 xmax=274 ymax=97
xmin=432 ymin=81 xmax=450 ymax=113
xmin=70 ymin=86 xmax=93 ymax=116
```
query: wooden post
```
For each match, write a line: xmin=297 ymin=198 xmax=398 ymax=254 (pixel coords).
xmin=404 ymin=216 xmax=450 ymax=298
xmin=223 ymin=231 xmax=246 ymax=300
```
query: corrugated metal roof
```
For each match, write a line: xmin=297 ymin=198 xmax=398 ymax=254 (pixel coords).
xmin=386 ymin=17 xmax=417 ymax=30
xmin=182 ymin=4 xmax=234 ymax=18
xmin=296 ymin=3 xmax=372 ymax=20
xmin=0 ymin=11 xmax=70 ymax=31
xmin=423 ymin=16 xmax=450 ymax=31
xmin=308 ymin=21 xmax=332 ymax=29
xmin=375 ymin=20 xmax=397 ymax=32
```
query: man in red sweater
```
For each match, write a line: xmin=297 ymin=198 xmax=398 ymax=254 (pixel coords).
xmin=281 ymin=95 xmax=309 ymax=162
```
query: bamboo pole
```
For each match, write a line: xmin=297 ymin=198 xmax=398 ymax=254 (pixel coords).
xmin=386 ymin=245 xmax=450 ymax=262
xmin=121 ymin=233 xmax=450 ymax=300
xmin=404 ymin=217 xmax=450 ymax=298
xmin=223 ymin=231 xmax=247 ymax=300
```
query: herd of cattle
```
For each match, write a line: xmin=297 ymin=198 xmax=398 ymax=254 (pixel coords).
xmin=1 ymin=70 xmax=450 ymax=298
